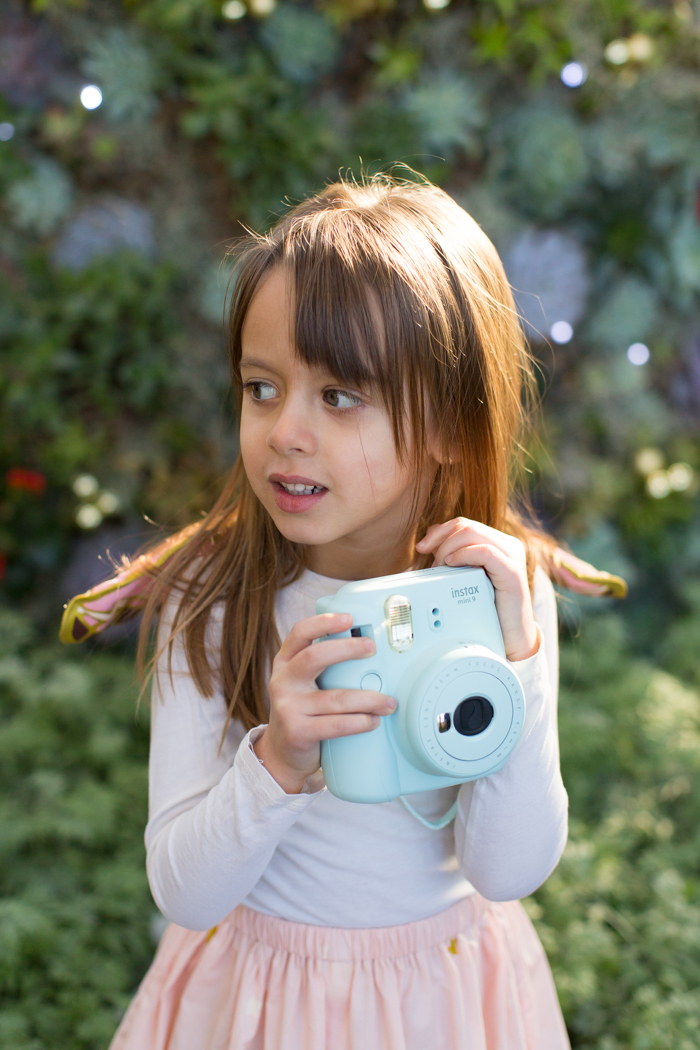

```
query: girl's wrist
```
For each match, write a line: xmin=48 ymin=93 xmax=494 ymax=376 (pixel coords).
xmin=507 ymin=624 xmax=540 ymax=662
xmin=253 ymin=729 xmax=316 ymax=795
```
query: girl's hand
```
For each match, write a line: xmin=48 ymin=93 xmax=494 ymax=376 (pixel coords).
xmin=416 ymin=518 xmax=539 ymax=663
xmin=254 ymin=613 xmax=396 ymax=794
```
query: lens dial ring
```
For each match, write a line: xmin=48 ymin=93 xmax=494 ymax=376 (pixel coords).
xmin=406 ymin=646 xmax=525 ymax=777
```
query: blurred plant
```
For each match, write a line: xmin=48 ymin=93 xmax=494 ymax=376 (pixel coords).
xmin=494 ymin=105 xmax=589 ymax=220
xmin=6 ymin=158 xmax=73 ymax=236
xmin=82 ymin=28 xmax=159 ymax=124
xmin=181 ymin=47 xmax=340 ymax=222
xmin=260 ymin=5 xmax=338 ymax=83
xmin=503 ymin=229 xmax=589 ymax=342
xmin=403 ymin=72 xmax=484 ymax=160
xmin=0 ymin=610 xmax=152 ymax=1049
xmin=52 ymin=199 xmax=157 ymax=272
xmin=0 ymin=250 xmax=186 ymax=596
xmin=532 ymin=616 xmax=700 ymax=1047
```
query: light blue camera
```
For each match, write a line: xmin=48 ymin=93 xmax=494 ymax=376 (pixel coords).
xmin=317 ymin=566 xmax=525 ymax=803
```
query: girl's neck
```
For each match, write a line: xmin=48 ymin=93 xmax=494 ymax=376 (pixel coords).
xmin=306 ymin=533 xmax=417 ymax=582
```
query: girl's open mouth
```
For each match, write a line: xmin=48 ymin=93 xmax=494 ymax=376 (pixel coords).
xmin=269 ymin=475 xmax=328 ymax=514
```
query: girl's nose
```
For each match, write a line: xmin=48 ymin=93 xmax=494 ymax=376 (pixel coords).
xmin=266 ymin=399 xmax=317 ymax=457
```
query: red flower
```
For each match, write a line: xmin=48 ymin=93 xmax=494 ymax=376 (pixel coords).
xmin=6 ymin=468 xmax=47 ymax=495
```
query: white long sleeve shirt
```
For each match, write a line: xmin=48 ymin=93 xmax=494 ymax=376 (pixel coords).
xmin=145 ymin=566 xmax=568 ymax=932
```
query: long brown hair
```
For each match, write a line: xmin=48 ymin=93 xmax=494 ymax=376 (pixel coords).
xmin=138 ymin=173 xmax=552 ymax=731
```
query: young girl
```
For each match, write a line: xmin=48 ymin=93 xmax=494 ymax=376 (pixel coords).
xmin=62 ymin=175 xmax=625 ymax=1050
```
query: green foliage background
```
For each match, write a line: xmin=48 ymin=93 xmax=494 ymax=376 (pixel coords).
xmin=1 ymin=0 xmax=700 ymax=1046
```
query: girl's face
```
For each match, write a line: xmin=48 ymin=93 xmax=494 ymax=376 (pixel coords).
xmin=239 ymin=267 xmax=435 ymax=580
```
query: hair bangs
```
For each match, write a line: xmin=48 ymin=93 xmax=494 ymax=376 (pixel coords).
xmin=283 ymin=218 xmax=430 ymax=465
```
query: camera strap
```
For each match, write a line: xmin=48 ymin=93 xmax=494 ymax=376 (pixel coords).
xmin=399 ymin=796 xmax=459 ymax=830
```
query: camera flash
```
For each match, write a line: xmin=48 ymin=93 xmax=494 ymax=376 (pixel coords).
xmin=384 ymin=595 xmax=413 ymax=653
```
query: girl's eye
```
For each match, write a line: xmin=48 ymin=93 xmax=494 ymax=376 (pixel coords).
xmin=245 ymin=381 xmax=278 ymax=402
xmin=323 ymin=388 xmax=362 ymax=410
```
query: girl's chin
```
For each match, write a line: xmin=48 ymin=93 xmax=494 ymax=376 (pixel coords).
xmin=271 ymin=519 xmax=343 ymax=546
xmin=265 ymin=506 xmax=353 ymax=548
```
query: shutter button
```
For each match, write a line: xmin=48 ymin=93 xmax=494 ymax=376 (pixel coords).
xmin=360 ymin=673 xmax=383 ymax=691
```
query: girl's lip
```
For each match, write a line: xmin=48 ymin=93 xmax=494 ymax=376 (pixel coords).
xmin=269 ymin=473 xmax=325 ymax=487
xmin=269 ymin=476 xmax=328 ymax=514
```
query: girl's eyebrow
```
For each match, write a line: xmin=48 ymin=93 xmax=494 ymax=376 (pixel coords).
xmin=240 ymin=354 xmax=350 ymax=386
xmin=239 ymin=355 xmax=281 ymax=375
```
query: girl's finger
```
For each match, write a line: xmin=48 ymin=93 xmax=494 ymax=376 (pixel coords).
xmin=432 ymin=528 xmax=524 ymax=569
xmin=419 ymin=518 xmax=523 ymax=564
xmin=416 ymin=517 xmax=485 ymax=551
xmin=290 ymin=636 xmax=376 ymax=681
xmin=312 ymin=713 xmax=382 ymax=740
xmin=279 ymin=612 xmax=353 ymax=662
xmin=439 ymin=542 xmax=522 ymax=589
xmin=309 ymin=688 xmax=396 ymax=718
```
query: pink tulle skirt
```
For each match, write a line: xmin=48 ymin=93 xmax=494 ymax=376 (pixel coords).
xmin=110 ymin=895 xmax=570 ymax=1050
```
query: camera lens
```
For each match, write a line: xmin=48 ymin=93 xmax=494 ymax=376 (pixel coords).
xmin=453 ymin=696 xmax=494 ymax=736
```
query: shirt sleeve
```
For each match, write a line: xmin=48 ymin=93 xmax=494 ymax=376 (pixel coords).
xmin=145 ymin=601 xmax=323 ymax=931
xmin=453 ymin=566 xmax=568 ymax=901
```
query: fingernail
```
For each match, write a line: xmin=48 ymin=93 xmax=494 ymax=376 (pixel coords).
xmin=365 ymin=640 xmax=376 ymax=654
xmin=387 ymin=697 xmax=397 ymax=712
xmin=444 ymin=554 xmax=453 ymax=564
xmin=416 ymin=539 xmax=425 ymax=549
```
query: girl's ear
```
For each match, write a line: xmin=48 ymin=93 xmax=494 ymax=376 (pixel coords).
xmin=423 ymin=407 xmax=453 ymax=466
xmin=426 ymin=433 xmax=457 ymax=467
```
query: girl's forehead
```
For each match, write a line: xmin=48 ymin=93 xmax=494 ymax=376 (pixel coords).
xmin=242 ymin=268 xmax=294 ymax=338
xmin=240 ymin=262 xmax=382 ymax=386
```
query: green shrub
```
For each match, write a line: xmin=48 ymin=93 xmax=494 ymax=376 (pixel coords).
xmin=0 ymin=612 xmax=152 ymax=1049
xmin=532 ymin=614 xmax=700 ymax=1048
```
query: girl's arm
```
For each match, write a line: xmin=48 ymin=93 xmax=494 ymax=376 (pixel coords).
xmin=145 ymin=603 xmax=319 ymax=932
xmin=452 ymin=566 xmax=567 ymax=900
xmin=146 ymin=600 xmax=391 ymax=931
xmin=416 ymin=520 xmax=568 ymax=901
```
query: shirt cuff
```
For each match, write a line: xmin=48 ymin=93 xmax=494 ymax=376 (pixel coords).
xmin=245 ymin=725 xmax=326 ymax=798
xmin=506 ymin=624 xmax=548 ymax=733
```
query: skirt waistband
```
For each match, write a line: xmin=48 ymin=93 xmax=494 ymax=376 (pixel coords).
xmin=221 ymin=894 xmax=491 ymax=962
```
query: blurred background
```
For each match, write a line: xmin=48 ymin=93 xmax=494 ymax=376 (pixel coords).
xmin=1 ymin=0 xmax=700 ymax=1046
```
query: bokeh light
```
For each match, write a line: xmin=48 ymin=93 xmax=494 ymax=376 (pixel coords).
xmin=424 ymin=0 xmax=451 ymax=8
xmin=605 ymin=39 xmax=629 ymax=65
xmin=667 ymin=462 xmax=694 ymax=492
xmin=0 ymin=122 xmax=14 ymax=141
xmin=96 ymin=491 xmax=121 ymax=515
xmin=550 ymin=320 xmax=574 ymax=344
xmin=80 ymin=85 xmax=103 ymax=110
xmin=248 ymin=0 xmax=276 ymax=14
xmin=627 ymin=342 xmax=650 ymax=365
xmin=605 ymin=33 xmax=654 ymax=66
xmin=635 ymin=448 xmax=664 ymax=475
xmin=222 ymin=0 xmax=246 ymax=18
xmin=627 ymin=33 xmax=654 ymax=62
xmin=75 ymin=504 xmax=103 ymax=529
xmin=647 ymin=469 xmax=671 ymax=499
xmin=560 ymin=62 xmax=587 ymax=88
xmin=72 ymin=474 xmax=99 ymax=498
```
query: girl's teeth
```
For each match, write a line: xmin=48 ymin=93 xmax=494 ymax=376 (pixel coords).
xmin=281 ymin=482 xmax=322 ymax=495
